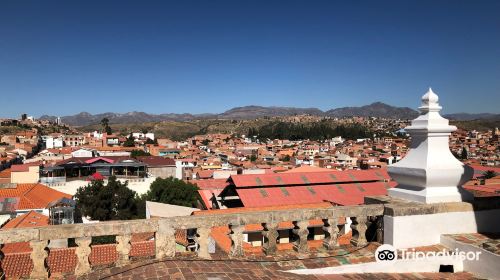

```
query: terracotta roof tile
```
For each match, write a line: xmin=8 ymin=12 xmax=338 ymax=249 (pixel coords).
xmin=0 ymin=183 xmax=72 ymax=210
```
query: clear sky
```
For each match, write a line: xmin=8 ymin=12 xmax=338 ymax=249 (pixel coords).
xmin=0 ymin=0 xmax=499 ymax=118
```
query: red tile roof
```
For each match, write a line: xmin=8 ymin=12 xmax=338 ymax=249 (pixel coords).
xmin=197 ymin=170 xmax=214 ymax=179
xmin=0 ymin=183 xmax=72 ymax=210
xmin=2 ymin=210 xmax=49 ymax=229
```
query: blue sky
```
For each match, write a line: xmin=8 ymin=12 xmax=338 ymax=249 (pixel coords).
xmin=0 ymin=0 xmax=499 ymax=117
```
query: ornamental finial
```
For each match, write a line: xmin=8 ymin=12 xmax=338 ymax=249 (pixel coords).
xmin=419 ymin=87 xmax=441 ymax=113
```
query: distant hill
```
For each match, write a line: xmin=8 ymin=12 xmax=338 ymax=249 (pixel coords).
xmin=219 ymin=106 xmax=325 ymax=119
xmin=39 ymin=102 xmax=497 ymax=126
xmin=325 ymin=102 xmax=419 ymax=119
xmin=443 ymin=113 xmax=500 ymax=121
xmin=40 ymin=111 xmax=213 ymax=126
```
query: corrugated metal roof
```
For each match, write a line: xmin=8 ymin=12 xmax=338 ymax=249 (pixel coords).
xmin=235 ymin=182 xmax=395 ymax=207
xmin=230 ymin=169 xmax=389 ymax=188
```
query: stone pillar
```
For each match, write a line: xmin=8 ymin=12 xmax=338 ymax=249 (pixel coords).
xmin=261 ymin=222 xmax=279 ymax=255
xmin=116 ymin=234 xmax=131 ymax=266
xmin=388 ymin=88 xmax=474 ymax=203
xmin=195 ymin=227 xmax=211 ymax=259
xmin=322 ymin=218 xmax=339 ymax=250
xmin=29 ymin=240 xmax=48 ymax=279
xmin=292 ymin=220 xmax=309 ymax=253
xmin=350 ymin=216 xmax=368 ymax=247
xmin=229 ymin=224 xmax=244 ymax=257
xmin=156 ymin=221 xmax=176 ymax=259
xmin=75 ymin=237 xmax=92 ymax=276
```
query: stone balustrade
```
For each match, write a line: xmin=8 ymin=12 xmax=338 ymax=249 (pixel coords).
xmin=0 ymin=204 xmax=383 ymax=278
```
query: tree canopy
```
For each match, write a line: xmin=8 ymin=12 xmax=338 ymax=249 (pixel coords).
xmin=123 ymin=134 xmax=135 ymax=147
xmin=461 ymin=147 xmax=468 ymax=160
xmin=130 ymin=149 xmax=151 ymax=157
xmin=74 ymin=176 xmax=140 ymax=221
xmin=100 ymin=118 xmax=112 ymax=135
xmin=247 ymin=121 xmax=370 ymax=141
xmin=143 ymin=177 xmax=200 ymax=208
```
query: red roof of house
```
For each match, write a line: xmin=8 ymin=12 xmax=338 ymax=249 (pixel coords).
xmin=229 ymin=169 xmax=389 ymax=188
xmin=0 ymin=183 xmax=72 ymax=210
xmin=235 ymin=181 xmax=395 ymax=207
xmin=1 ymin=211 xmax=50 ymax=254
xmin=2 ymin=210 xmax=49 ymax=229
xmin=196 ymin=170 xmax=214 ymax=179
xmin=464 ymin=184 xmax=500 ymax=197
xmin=192 ymin=179 xmax=230 ymax=190
xmin=136 ymin=156 xmax=175 ymax=166
xmin=198 ymin=189 xmax=224 ymax=210
xmin=468 ymin=164 xmax=500 ymax=173
xmin=0 ymin=168 xmax=11 ymax=178
xmin=10 ymin=162 xmax=40 ymax=172
xmin=282 ymin=165 xmax=331 ymax=173
xmin=85 ymin=157 xmax=114 ymax=164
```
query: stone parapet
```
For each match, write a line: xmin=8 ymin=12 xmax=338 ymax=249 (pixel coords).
xmin=0 ymin=204 xmax=384 ymax=278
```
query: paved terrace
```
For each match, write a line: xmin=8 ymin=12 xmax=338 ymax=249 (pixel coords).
xmin=0 ymin=198 xmax=498 ymax=279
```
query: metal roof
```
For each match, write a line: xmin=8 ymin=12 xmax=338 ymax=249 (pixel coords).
xmin=229 ymin=169 xmax=389 ymax=188
xmin=235 ymin=181 xmax=396 ymax=207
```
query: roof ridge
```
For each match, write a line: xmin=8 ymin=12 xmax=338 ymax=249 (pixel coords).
xmin=21 ymin=184 xmax=39 ymax=207
xmin=4 ymin=210 xmax=36 ymax=229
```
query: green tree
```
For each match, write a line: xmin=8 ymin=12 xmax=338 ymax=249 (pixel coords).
xmin=281 ymin=155 xmax=291 ymax=162
xmin=100 ymin=117 xmax=109 ymax=128
xmin=145 ymin=138 xmax=157 ymax=145
xmin=483 ymin=170 xmax=497 ymax=179
xmin=460 ymin=147 xmax=468 ymax=160
xmin=143 ymin=177 xmax=200 ymax=207
xmin=74 ymin=176 xmax=140 ymax=221
xmin=130 ymin=149 xmax=151 ymax=157
xmin=100 ymin=118 xmax=112 ymax=134
xmin=250 ymin=154 xmax=257 ymax=162
xmin=123 ymin=134 xmax=135 ymax=147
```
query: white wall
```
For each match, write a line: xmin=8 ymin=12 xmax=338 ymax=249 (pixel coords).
xmin=384 ymin=209 xmax=500 ymax=249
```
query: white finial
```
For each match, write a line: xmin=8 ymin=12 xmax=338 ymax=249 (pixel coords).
xmin=419 ymin=87 xmax=441 ymax=112
xmin=387 ymin=88 xmax=473 ymax=203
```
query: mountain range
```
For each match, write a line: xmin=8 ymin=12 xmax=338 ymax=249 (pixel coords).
xmin=39 ymin=102 xmax=498 ymax=126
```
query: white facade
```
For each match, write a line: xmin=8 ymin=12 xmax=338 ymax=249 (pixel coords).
xmin=45 ymin=136 xmax=64 ymax=149
xmin=71 ymin=148 xmax=95 ymax=158
xmin=132 ymin=132 xmax=155 ymax=140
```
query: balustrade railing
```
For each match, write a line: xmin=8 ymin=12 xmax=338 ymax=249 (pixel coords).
xmin=0 ymin=204 xmax=383 ymax=278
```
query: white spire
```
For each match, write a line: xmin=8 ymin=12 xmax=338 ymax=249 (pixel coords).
xmin=387 ymin=88 xmax=473 ymax=203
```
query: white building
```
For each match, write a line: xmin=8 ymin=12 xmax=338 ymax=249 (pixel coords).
xmin=71 ymin=148 xmax=95 ymax=158
xmin=45 ymin=136 xmax=64 ymax=149
xmin=132 ymin=132 xmax=155 ymax=140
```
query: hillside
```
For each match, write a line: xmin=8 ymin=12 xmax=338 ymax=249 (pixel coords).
xmin=40 ymin=102 xmax=423 ymax=126
xmin=326 ymin=102 xmax=419 ymax=119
